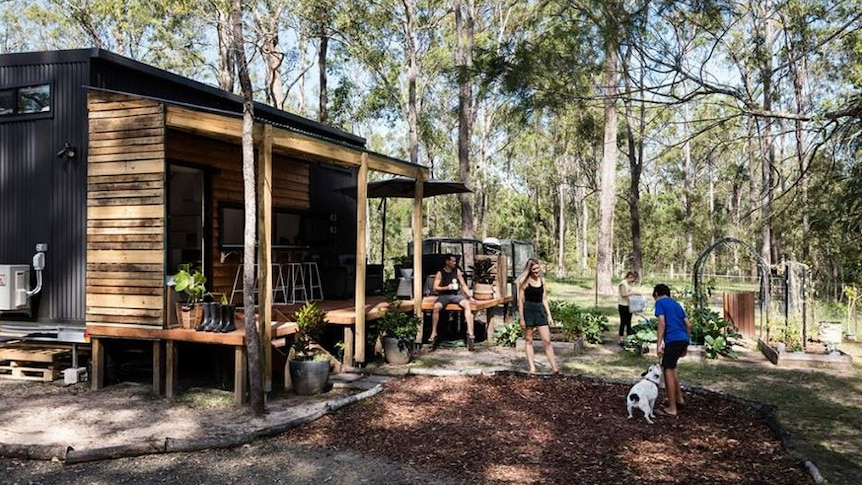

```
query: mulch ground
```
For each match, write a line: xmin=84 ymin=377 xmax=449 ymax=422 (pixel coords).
xmin=284 ymin=374 xmax=813 ymax=484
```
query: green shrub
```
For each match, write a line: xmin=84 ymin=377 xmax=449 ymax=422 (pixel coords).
xmin=689 ymin=307 xmax=741 ymax=358
xmin=624 ymin=316 xmax=658 ymax=354
xmin=376 ymin=294 xmax=421 ymax=351
xmin=767 ymin=320 xmax=803 ymax=352
xmin=493 ymin=322 xmax=522 ymax=347
xmin=550 ymin=300 xmax=609 ymax=345
xmin=293 ymin=301 xmax=328 ymax=360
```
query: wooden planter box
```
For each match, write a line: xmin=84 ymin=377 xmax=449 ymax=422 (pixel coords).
xmin=758 ymin=338 xmax=853 ymax=369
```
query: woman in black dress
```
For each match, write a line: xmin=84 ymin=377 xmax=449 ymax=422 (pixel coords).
xmin=517 ymin=259 xmax=560 ymax=375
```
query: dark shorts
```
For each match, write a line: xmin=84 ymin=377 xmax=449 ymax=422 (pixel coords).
xmin=436 ymin=294 xmax=465 ymax=307
xmin=661 ymin=340 xmax=689 ymax=369
xmin=522 ymin=301 xmax=548 ymax=327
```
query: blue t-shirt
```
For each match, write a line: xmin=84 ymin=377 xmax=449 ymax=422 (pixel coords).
xmin=654 ymin=297 xmax=689 ymax=344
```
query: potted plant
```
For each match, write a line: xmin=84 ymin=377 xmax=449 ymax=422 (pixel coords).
xmin=173 ymin=264 xmax=207 ymax=329
xmin=393 ymin=254 xmax=414 ymax=278
xmin=377 ymin=295 xmax=421 ymax=364
xmin=287 ymin=301 xmax=331 ymax=395
xmin=470 ymin=258 xmax=496 ymax=300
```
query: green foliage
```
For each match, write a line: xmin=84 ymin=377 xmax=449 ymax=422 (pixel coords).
xmin=493 ymin=322 xmax=523 ymax=348
xmin=767 ymin=320 xmax=804 ymax=353
xmin=393 ymin=254 xmax=413 ymax=268
xmin=550 ymin=300 xmax=608 ymax=345
xmin=173 ymin=264 xmax=207 ymax=304
xmin=376 ymin=294 xmax=421 ymax=351
xmin=689 ymin=307 xmax=741 ymax=359
xmin=470 ymin=258 xmax=496 ymax=284
xmin=624 ymin=316 xmax=658 ymax=354
xmin=293 ymin=302 xmax=328 ymax=361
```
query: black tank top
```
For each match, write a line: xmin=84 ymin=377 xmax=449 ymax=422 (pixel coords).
xmin=524 ymin=282 xmax=544 ymax=302
xmin=438 ymin=269 xmax=458 ymax=295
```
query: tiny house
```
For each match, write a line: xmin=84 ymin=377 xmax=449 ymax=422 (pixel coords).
xmin=0 ymin=49 xmax=426 ymax=358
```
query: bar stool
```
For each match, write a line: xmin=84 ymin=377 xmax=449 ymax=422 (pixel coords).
xmin=229 ymin=263 xmax=285 ymax=306
xmin=284 ymin=262 xmax=307 ymax=303
xmin=273 ymin=264 xmax=289 ymax=304
xmin=304 ymin=261 xmax=324 ymax=301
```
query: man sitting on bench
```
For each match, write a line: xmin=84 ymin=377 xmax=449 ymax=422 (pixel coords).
xmin=429 ymin=254 xmax=476 ymax=351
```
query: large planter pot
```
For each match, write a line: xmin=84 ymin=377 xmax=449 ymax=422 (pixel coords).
xmin=175 ymin=303 xmax=204 ymax=329
xmin=288 ymin=359 xmax=330 ymax=395
xmin=382 ymin=336 xmax=413 ymax=365
xmin=473 ymin=283 xmax=495 ymax=301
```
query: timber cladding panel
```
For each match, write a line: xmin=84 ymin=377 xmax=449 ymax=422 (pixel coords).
xmin=86 ymin=92 xmax=166 ymax=327
xmin=165 ymin=130 xmax=311 ymax=296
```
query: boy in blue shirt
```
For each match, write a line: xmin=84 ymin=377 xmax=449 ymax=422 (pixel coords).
xmin=653 ymin=284 xmax=692 ymax=417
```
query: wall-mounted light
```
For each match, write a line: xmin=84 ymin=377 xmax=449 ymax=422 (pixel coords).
xmin=56 ymin=142 xmax=76 ymax=160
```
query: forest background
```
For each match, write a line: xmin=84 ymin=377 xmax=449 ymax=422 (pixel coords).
xmin=4 ymin=0 xmax=862 ymax=302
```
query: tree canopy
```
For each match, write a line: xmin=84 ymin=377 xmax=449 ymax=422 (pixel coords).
xmin=4 ymin=0 xmax=862 ymax=296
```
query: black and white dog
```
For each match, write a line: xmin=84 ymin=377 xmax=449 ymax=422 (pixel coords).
xmin=626 ymin=363 xmax=663 ymax=424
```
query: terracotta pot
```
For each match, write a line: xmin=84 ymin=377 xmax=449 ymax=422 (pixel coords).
xmin=473 ymin=283 xmax=495 ymax=300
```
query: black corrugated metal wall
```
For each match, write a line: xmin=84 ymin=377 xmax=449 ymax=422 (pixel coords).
xmin=0 ymin=58 xmax=89 ymax=324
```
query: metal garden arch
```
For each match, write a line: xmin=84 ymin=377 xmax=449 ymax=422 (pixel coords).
xmin=692 ymin=237 xmax=771 ymax=332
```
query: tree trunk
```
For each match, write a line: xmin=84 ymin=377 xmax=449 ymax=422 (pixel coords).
xmin=557 ymin=181 xmax=567 ymax=277
xmin=297 ymin=33 xmax=308 ymax=116
xmin=683 ymin=101 xmax=693 ymax=273
xmin=621 ymin=43 xmax=644 ymax=278
xmin=318 ymin=35 xmax=329 ymax=123
xmin=231 ymin=0 xmax=264 ymax=416
xmin=216 ymin=6 xmax=235 ymax=93
xmin=405 ymin=0 xmax=419 ymax=167
xmin=255 ymin=10 xmax=285 ymax=109
xmin=757 ymin=4 xmax=775 ymax=271
xmin=456 ymin=0 xmax=475 ymax=239
xmin=595 ymin=31 xmax=619 ymax=295
xmin=788 ymin=17 xmax=811 ymax=262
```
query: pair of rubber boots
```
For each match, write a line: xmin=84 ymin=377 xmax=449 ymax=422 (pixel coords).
xmin=195 ymin=302 xmax=236 ymax=333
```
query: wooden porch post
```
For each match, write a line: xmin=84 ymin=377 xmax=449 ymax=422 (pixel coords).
xmin=413 ymin=179 xmax=424 ymax=342
xmin=257 ymin=124 xmax=273 ymax=392
xmin=354 ymin=154 xmax=369 ymax=365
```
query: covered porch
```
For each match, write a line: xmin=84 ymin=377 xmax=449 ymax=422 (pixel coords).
xmin=84 ymin=89 xmax=430 ymax=402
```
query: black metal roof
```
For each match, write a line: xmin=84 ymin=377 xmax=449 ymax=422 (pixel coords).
xmin=0 ymin=48 xmax=367 ymax=147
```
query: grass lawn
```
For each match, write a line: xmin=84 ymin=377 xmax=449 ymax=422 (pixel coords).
xmin=543 ymin=277 xmax=862 ymax=485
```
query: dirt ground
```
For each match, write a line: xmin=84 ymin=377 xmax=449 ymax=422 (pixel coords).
xmin=0 ymin=344 xmax=814 ymax=484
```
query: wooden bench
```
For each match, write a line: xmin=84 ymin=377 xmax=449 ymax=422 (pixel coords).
xmin=405 ymin=295 xmax=513 ymax=342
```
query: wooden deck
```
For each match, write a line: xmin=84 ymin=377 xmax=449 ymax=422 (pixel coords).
xmin=85 ymin=295 xmax=511 ymax=404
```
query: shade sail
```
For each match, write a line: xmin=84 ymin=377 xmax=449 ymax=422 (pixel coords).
xmin=341 ymin=177 xmax=472 ymax=199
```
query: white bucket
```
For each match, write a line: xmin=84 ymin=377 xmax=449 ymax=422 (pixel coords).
xmin=818 ymin=322 xmax=843 ymax=344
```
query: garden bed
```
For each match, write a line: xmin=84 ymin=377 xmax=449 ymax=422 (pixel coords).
xmin=758 ymin=338 xmax=854 ymax=369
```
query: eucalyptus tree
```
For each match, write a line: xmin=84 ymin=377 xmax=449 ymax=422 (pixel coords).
xmin=338 ymin=1 xmax=449 ymax=168
xmin=455 ymin=0 xmax=475 ymax=238
xmin=231 ymin=0 xmax=265 ymax=415
xmin=251 ymin=0 xmax=290 ymax=107
xmin=638 ymin=0 xmax=862 ymax=281
xmin=32 ymin=0 xmax=209 ymax=77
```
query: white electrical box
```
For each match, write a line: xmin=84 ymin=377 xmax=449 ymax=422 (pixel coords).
xmin=0 ymin=265 xmax=30 ymax=311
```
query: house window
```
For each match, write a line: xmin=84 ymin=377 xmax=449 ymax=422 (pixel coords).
xmin=0 ymin=83 xmax=52 ymax=119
